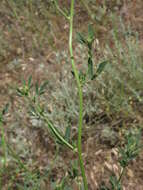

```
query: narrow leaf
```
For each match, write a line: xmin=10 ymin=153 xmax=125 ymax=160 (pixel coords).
xmin=17 ymin=88 xmax=23 ymax=96
xmin=43 ymin=116 xmax=75 ymax=151
xmin=2 ymin=103 xmax=9 ymax=115
xmin=39 ymin=81 xmax=48 ymax=95
xmin=22 ymin=78 xmax=26 ymax=86
xmin=28 ymin=75 xmax=32 ymax=88
xmin=64 ymin=125 xmax=71 ymax=142
xmin=88 ymin=24 xmax=94 ymax=42
xmin=96 ymin=60 xmax=108 ymax=75
xmin=35 ymin=82 xmax=39 ymax=96
xmin=76 ymin=32 xmax=87 ymax=45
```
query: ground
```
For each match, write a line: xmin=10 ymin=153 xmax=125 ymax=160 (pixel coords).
xmin=0 ymin=1 xmax=143 ymax=189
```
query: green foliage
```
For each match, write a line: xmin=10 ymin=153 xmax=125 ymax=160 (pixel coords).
xmin=77 ymin=24 xmax=95 ymax=80
xmin=100 ymin=129 xmax=142 ymax=190
xmin=109 ymin=175 xmax=122 ymax=190
xmin=96 ymin=60 xmax=108 ymax=76
xmin=77 ymin=32 xmax=87 ymax=45
xmin=0 ymin=103 xmax=9 ymax=123
xmin=77 ymin=24 xmax=107 ymax=81
xmin=1 ymin=1 xmax=143 ymax=189
xmin=35 ymin=81 xmax=49 ymax=96
xmin=17 ymin=76 xmax=32 ymax=97
xmin=51 ymin=178 xmax=72 ymax=190
xmin=68 ymin=160 xmax=79 ymax=180
xmin=119 ymin=130 xmax=142 ymax=168
xmin=0 ymin=104 xmax=9 ymax=168
xmin=17 ymin=76 xmax=76 ymax=151
xmin=101 ymin=175 xmax=122 ymax=190
xmin=87 ymin=24 xmax=94 ymax=43
xmin=64 ymin=124 xmax=71 ymax=143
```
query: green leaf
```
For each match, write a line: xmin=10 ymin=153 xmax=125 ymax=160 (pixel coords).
xmin=22 ymin=78 xmax=26 ymax=86
xmin=118 ymin=129 xmax=142 ymax=168
xmin=109 ymin=176 xmax=122 ymax=190
xmin=17 ymin=88 xmax=23 ymax=96
xmin=64 ymin=125 xmax=71 ymax=142
xmin=68 ymin=160 xmax=79 ymax=180
xmin=2 ymin=103 xmax=9 ymax=115
xmin=35 ymin=82 xmax=39 ymax=96
xmin=96 ymin=60 xmax=108 ymax=75
xmin=43 ymin=117 xmax=75 ymax=151
xmin=88 ymin=24 xmax=94 ymax=43
xmin=17 ymin=87 xmax=27 ymax=96
xmin=79 ymin=71 xmax=86 ymax=84
xmin=28 ymin=75 xmax=32 ymax=88
xmin=39 ymin=81 xmax=48 ymax=95
xmin=76 ymin=32 xmax=87 ymax=45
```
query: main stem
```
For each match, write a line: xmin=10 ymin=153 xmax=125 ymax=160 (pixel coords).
xmin=69 ymin=0 xmax=88 ymax=189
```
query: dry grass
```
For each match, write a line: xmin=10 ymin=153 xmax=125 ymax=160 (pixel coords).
xmin=0 ymin=1 xmax=143 ymax=189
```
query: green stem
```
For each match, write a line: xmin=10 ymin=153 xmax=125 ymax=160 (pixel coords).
xmin=54 ymin=0 xmax=70 ymax=20
xmin=69 ymin=1 xmax=88 ymax=189
xmin=25 ymin=95 xmax=75 ymax=152
xmin=40 ymin=113 xmax=76 ymax=152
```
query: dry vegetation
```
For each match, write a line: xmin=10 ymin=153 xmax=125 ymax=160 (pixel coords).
xmin=0 ymin=0 xmax=143 ymax=189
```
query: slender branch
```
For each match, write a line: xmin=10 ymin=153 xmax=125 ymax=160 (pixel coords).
xmin=40 ymin=113 xmax=76 ymax=152
xmin=24 ymin=96 xmax=75 ymax=152
xmin=69 ymin=0 xmax=88 ymax=189
xmin=54 ymin=0 xmax=70 ymax=20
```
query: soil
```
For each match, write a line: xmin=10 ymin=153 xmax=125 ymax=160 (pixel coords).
xmin=0 ymin=1 xmax=143 ymax=189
